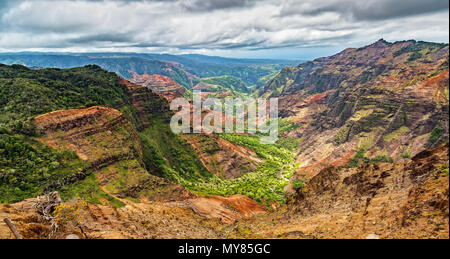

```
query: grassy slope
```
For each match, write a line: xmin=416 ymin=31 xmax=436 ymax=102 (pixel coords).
xmin=200 ymin=75 xmax=250 ymax=94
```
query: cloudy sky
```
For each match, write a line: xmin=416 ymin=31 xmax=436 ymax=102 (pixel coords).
xmin=0 ymin=0 xmax=448 ymax=59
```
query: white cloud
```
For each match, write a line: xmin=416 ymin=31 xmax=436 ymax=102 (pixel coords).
xmin=0 ymin=0 xmax=448 ymax=58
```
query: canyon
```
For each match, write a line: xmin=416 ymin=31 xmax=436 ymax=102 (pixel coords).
xmin=0 ymin=40 xmax=448 ymax=239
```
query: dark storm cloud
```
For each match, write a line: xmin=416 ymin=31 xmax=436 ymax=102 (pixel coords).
xmin=280 ymin=0 xmax=449 ymax=21
xmin=95 ymin=0 xmax=447 ymax=17
xmin=129 ymin=36 xmax=265 ymax=50
xmin=69 ymin=32 xmax=136 ymax=44
xmin=180 ymin=0 xmax=255 ymax=12
xmin=59 ymin=0 xmax=255 ymax=12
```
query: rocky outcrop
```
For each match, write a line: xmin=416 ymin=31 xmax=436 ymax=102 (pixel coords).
xmin=168 ymin=195 xmax=267 ymax=224
xmin=184 ymin=134 xmax=261 ymax=179
xmin=130 ymin=73 xmax=186 ymax=102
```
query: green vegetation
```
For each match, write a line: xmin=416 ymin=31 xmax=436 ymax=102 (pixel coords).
xmin=359 ymin=71 xmax=373 ymax=84
xmin=184 ymin=134 xmax=296 ymax=204
xmin=401 ymin=151 xmax=411 ymax=159
xmin=139 ymin=118 xmax=212 ymax=181
xmin=193 ymin=63 xmax=291 ymax=88
xmin=429 ymin=127 xmax=443 ymax=144
xmin=346 ymin=148 xmax=393 ymax=168
xmin=279 ymin=118 xmax=303 ymax=133
xmin=261 ymin=67 xmax=298 ymax=97
xmin=0 ymin=63 xmax=169 ymax=133
xmin=383 ymin=126 xmax=409 ymax=143
xmin=292 ymin=179 xmax=304 ymax=190
xmin=201 ymin=75 xmax=250 ymax=95
xmin=393 ymin=41 xmax=447 ymax=58
xmin=407 ymin=52 xmax=422 ymax=62
xmin=0 ymin=53 xmax=297 ymax=90
xmin=347 ymin=148 xmax=366 ymax=168
xmin=350 ymin=109 xmax=374 ymax=121
xmin=443 ymin=168 xmax=449 ymax=177
xmin=256 ymin=70 xmax=280 ymax=89
xmin=434 ymin=164 xmax=449 ymax=179
xmin=0 ymin=64 xmax=136 ymax=130
xmin=141 ymin=131 xmax=298 ymax=204
xmin=369 ymin=155 xmax=394 ymax=164
xmin=0 ymin=64 xmax=296 ymax=205
xmin=276 ymin=137 xmax=302 ymax=152
xmin=59 ymin=174 xmax=125 ymax=208
xmin=0 ymin=64 xmax=170 ymax=203
xmin=335 ymin=125 xmax=351 ymax=144
xmin=0 ymin=132 xmax=84 ymax=203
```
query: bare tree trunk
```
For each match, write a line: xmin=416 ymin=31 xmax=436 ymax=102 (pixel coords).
xmin=3 ymin=217 xmax=23 ymax=239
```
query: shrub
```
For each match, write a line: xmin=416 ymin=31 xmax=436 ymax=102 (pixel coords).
xmin=370 ymin=155 xmax=394 ymax=164
xmin=53 ymin=199 xmax=88 ymax=231
xmin=407 ymin=52 xmax=422 ymax=62
xmin=442 ymin=168 xmax=449 ymax=177
xmin=347 ymin=149 xmax=365 ymax=168
xmin=292 ymin=179 xmax=304 ymax=190
xmin=401 ymin=152 xmax=411 ymax=159
xmin=429 ymin=127 xmax=443 ymax=143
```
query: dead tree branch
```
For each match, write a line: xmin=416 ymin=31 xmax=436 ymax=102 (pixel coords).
xmin=3 ymin=217 xmax=23 ymax=239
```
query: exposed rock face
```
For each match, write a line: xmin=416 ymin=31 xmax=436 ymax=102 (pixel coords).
xmin=26 ymin=76 xmax=266 ymax=225
xmin=169 ymin=195 xmax=267 ymax=224
xmin=130 ymin=73 xmax=186 ymax=102
xmin=34 ymin=106 xmax=192 ymax=202
xmin=263 ymin=40 xmax=449 ymax=176
xmin=35 ymin=106 xmax=136 ymax=162
xmin=184 ymin=134 xmax=261 ymax=179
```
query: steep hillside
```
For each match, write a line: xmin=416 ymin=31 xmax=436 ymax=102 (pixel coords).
xmin=262 ymin=40 xmax=449 ymax=176
xmin=200 ymin=75 xmax=250 ymax=94
xmin=183 ymin=134 xmax=261 ymax=179
xmin=138 ymin=53 xmax=299 ymax=86
xmin=233 ymin=144 xmax=449 ymax=239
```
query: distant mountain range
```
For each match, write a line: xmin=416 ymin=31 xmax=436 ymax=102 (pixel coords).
xmin=0 ymin=52 xmax=302 ymax=90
